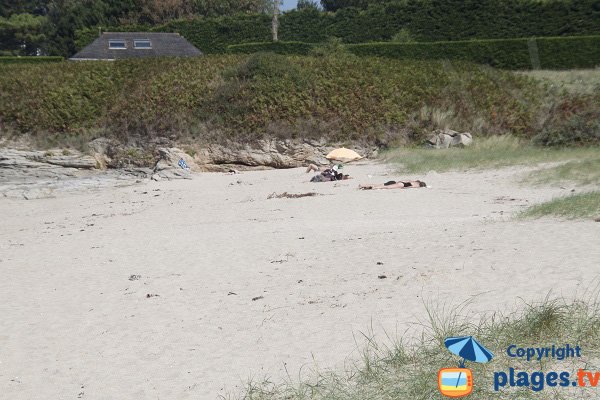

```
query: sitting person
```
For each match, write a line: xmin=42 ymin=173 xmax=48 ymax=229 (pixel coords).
xmin=306 ymin=163 xmax=330 ymax=173
xmin=359 ymin=180 xmax=427 ymax=190
xmin=310 ymin=164 xmax=351 ymax=182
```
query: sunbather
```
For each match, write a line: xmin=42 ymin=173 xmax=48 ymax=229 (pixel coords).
xmin=359 ymin=180 xmax=427 ymax=190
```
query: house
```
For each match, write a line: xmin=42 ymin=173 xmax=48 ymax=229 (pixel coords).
xmin=70 ymin=32 xmax=202 ymax=61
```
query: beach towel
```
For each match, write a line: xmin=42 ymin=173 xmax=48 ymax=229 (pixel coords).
xmin=178 ymin=158 xmax=190 ymax=170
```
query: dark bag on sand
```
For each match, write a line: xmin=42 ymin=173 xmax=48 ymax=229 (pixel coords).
xmin=311 ymin=174 xmax=332 ymax=183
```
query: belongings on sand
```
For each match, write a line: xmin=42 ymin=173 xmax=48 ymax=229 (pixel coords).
xmin=178 ymin=158 xmax=190 ymax=170
xmin=310 ymin=164 xmax=350 ymax=182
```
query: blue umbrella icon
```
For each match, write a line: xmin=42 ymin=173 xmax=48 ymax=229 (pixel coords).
xmin=445 ymin=336 xmax=494 ymax=367
xmin=444 ymin=336 xmax=494 ymax=388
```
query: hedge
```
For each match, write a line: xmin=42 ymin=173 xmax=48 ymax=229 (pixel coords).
xmin=228 ymin=41 xmax=315 ymax=55
xmin=0 ymin=56 xmax=64 ymax=64
xmin=227 ymin=36 xmax=600 ymax=70
xmin=347 ymin=36 xmax=600 ymax=70
xmin=75 ymin=0 xmax=600 ymax=54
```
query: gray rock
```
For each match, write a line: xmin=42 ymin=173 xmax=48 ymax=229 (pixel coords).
xmin=193 ymin=139 xmax=374 ymax=169
xmin=0 ymin=147 xmax=141 ymax=199
xmin=151 ymin=147 xmax=196 ymax=180
xmin=426 ymin=129 xmax=473 ymax=149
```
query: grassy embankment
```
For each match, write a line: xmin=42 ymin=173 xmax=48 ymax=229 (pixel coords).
xmin=384 ymin=69 xmax=600 ymax=220
xmin=233 ymin=293 xmax=600 ymax=400
xmin=385 ymin=136 xmax=600 ymax=219
xmin=0 ymin=54 xmax=598 ymax=150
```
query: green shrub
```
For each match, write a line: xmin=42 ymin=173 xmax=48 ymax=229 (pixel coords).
xmin=226 ymin=36 xmax=600 ymax=70
xmin=392 ymin=28 xmax=415 ymax=44
xmin=346 ymin=36 xmax=600 ymax=70
xmin=0 ymin=55 xmax=550 ymax=144
xmin=309 ymin=37 xmax=352 ymax=58
xmin=0 ymin=56 xmax=64 ymax=64
xmin=228 ymin=41 xmax=315 ymax=55
xmin=534 ymin=95 xmax=600 ymax=146
xmin=74 ymin=1 xmax=600 ymax=54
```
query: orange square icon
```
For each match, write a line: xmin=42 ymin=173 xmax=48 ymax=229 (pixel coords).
xmin=438 ymin=368 xmax=473 ymax=398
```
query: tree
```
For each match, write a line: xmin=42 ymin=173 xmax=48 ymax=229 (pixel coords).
xmin=0 ymin=0 xmax=48 ymax=17
xmin=131 ymin=0 xmax=195 ymax=24
xmin=0 ymin=13 xmax=48 ymax=55
xmin=193 ymin=0 xmax=271 ymax=17
xmin=297 ymin=0 xmax=321 ymax=10
xmin=271 ymin=0 xmax=280 ymax=42
xmin=320 ymin=0 xmax=386 ymax=12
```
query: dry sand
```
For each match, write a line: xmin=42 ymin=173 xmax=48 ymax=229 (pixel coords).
xmin=1 ymin=162 xmax=598 ymax=399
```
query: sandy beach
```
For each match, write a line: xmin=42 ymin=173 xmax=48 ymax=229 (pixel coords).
xmin=1 ymin=162 xmax=598 ymax=399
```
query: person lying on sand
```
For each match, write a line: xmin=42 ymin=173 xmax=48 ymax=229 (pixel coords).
xmin=359 ymin=180 xmax=427 ymax=190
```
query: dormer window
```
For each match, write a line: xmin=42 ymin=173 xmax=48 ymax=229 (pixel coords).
xmin=108 ymin=40 xmax=126 ymax=50
xmin=134 ymin=39 xmax=152 ymax=49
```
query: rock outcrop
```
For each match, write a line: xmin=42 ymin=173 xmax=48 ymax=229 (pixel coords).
xmin=426 ymin=129 xmax=473 ymax=149
xmin=0 ymin=147 xmax=145 ymax=199
xmin=192 ymin=139 xmax=374 ymax=170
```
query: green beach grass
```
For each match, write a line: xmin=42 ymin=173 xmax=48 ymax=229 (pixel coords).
xmin=520 ymin=191 xmax=600 ymax=220
xmin=525 ymin=158 xmax=600 ymax=187
xmin=385 ymin=136 xmax=600 ymax=174
xmin=233 ymin=293 xmax=600 ymax=400
xmin=518 ymin=68 xmax=600 ymax=95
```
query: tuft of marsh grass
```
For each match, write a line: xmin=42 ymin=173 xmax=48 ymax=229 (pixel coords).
xmin=520 ymin=191 xmax=600 ymax=220
xmin=384 ymin=136 xmax=600 ymax=173
xmin=230 ymin=291 xmax=600 ymax=400
xmin=517 ymin=69 xmax=600 ymax=95
xmin=524 ymin=158 xmax=600 ymax=187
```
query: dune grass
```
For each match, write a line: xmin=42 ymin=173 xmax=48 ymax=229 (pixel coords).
xmin=520 ymin=191 xmax=600 ymax=220
xmin=232 ymin=292 xmax=600 ymax=400
xmin=385 ymin=136 xmax=599 ymax=173
xmin=525 ymin=158 xmax=600 ymax=187
xmin=517 ymin=68 xmax=600 ymax=95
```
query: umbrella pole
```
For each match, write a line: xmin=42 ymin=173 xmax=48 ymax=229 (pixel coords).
xmin=455 ymin=371 xmax=462 ymax=388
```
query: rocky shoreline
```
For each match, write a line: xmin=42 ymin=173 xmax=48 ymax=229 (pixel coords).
xmin=0 ymin=138 xmax=377 ymax=199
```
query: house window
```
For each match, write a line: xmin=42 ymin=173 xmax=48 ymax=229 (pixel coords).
xmin=134 ymin=40 xmax=152 ymax=49
xmin=108 ymin=40 xmax=126 ymax=50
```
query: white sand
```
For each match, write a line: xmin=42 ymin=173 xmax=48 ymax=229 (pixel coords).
xmin=1 ymin=162 xmax=598 ymax=399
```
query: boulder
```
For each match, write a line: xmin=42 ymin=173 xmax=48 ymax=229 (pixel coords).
xmin=426 ymin=129 xmax=473 ymax=149
xmin=152 ymin=147 xmax=198 ymax=180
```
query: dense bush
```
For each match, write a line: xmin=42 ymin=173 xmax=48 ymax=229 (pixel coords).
xmin=75 ymin=0 xmax=600 ymax=54
xmin=0 ymin=55 xmax=554 ymax=145
xmin=534 ymin=94 xmax=600 ymax=146
xmin=347 ymin=36 xmax=600 ymax=70
xmin=227 ymin=36 xmax=600 ymax=70
xmin=228 ymin=41 xmax=315 ymax=55
xmin=0 ymin=56 xmax=64 ymax=63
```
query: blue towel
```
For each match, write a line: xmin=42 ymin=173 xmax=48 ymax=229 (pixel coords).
xmin=178 ymin=158 xmax=189 ymax=170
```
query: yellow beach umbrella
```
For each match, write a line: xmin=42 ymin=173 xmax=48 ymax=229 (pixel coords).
xmin=325 ymin=148 xmax=363 ymax=163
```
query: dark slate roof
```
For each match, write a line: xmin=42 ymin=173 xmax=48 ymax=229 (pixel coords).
xmin=70 ymin=32 xmax=202 ymax=60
